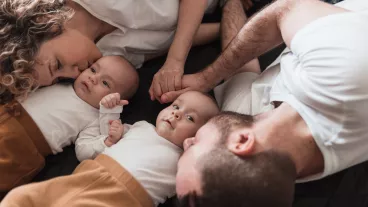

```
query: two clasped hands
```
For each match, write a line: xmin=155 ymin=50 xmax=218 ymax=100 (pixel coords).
xmin=149 ymin=57 xmax=215 ymax=104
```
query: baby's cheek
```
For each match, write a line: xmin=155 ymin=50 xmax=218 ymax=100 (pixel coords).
xmin=182 ymin=125 xmax=199 ymax=139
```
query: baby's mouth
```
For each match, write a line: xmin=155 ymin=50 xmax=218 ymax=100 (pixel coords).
xmin=164 ymin=119 xmax=174 ymax=129
xmin=81 ymin=81 xmax=90 ymax=92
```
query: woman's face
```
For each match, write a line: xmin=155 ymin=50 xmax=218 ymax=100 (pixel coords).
xmin=34 ymin=29 xmax=102 ymax=86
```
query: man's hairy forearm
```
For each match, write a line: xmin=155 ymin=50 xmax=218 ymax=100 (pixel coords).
xmin=221 ymin=0 xmax=247 ymax=50
xmin=203 ymin=0 xmax=297 ymax=86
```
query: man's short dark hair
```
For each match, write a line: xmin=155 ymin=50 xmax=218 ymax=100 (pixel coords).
xmin=178 ymin=111 xmax=296 ymax=207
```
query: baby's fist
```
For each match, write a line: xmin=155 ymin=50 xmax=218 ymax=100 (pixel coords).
xmin=101 ymin=93 xmax=129 ymax=109
xmin=107 ymin=120 xmax=124 ymax=144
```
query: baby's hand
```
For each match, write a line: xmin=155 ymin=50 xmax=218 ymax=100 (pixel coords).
xmin=104 ymin=120 xmax=124 ymax=147
xmin=101 ymin=93 xmax=129 ymax=109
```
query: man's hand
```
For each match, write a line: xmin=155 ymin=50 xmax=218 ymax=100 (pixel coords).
xmin=160 ymin=72 xmax=215 ymax=103
xmin=101 ymin=93 xmax=129 ymax=108
xmin=104 ymin=120 xmax=124 ymax=147
xmin=149 ymin=59 xmax=184 ymax=102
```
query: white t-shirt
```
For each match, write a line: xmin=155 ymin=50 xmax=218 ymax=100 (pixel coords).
xmin=73 ymin=0 xmax=218 ymax=68
xmin=269 ymin=10 xmax=368 ymax=181
xmin=103 ymin=121 xmax=183 ymax=206
xmin=215 ymin=0 xmax=368 ymax=181
xmin=20 ymin=84 xmax=122 ymax=161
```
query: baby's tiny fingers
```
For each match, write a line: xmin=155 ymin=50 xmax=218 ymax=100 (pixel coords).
xmin=119 ymin=100 xmax=129 ymax=106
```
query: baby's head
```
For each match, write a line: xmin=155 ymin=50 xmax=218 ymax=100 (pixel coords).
xmin=74 ymin=56 xmax=139 ymax=108
xmin=156 ymin=91 xmax=220 ymax=148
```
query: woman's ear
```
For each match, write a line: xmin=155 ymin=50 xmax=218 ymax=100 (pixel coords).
xmin=226 ymin=128 xmax=255 ymax=156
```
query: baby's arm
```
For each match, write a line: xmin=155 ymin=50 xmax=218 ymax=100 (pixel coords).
xmin=75 ymin=93 xmax=128 ymax=161
xmin=75 ymin=121 xmax=110 ymax=161
xmin=104 ymin=120 xmax=124 ymax=147
xmin=75 ymin=120 xmax=131 ymax=161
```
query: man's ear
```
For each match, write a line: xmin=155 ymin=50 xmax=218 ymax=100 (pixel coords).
xmin=226 ymin=128 xmax=255 ymax=156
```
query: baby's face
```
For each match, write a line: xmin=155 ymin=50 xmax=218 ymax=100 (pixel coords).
xmin=74 ymin=56 xmax=133 ymax=108
xmin=156 ymin=91 xmax=219 ymax=148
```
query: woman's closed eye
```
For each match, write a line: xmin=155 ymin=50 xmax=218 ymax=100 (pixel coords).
xmin=56 ymin=58 xmax=62 ymax=71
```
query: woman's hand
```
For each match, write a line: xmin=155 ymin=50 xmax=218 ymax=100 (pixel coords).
xmin=149 ymin=59 xmax=184 ymax=102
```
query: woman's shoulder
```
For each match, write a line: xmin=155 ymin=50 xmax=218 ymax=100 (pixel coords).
xmin=73 ymin=0 xmax=179 ymax=30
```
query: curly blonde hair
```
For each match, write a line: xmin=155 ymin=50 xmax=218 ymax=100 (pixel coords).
xmin=0 ymin=0 xmax=73 ymax=104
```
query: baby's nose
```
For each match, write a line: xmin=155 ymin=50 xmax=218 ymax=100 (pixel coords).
xmin=89 ymin=75 xmax=97 ymax=84
xmin=172 ymin=111 xmax=182 ymax=119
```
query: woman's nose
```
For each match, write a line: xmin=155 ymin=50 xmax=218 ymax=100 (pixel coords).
xmin=59 ymin=65 xmax=81 ymax=79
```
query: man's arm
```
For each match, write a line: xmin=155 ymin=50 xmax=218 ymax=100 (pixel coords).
xmin=221 ymin=0 xmax=261 ymax=79
xmin=221 ymin=0 xmax=248 ymax=50
xmin=160 ymin=0 xmax=348 ymax=103
xmin=203 ymin=0 xmax=347 ymax=85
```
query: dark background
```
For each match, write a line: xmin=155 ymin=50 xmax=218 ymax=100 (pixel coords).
xmin=34 ymin=0 xmax=368 ymax=206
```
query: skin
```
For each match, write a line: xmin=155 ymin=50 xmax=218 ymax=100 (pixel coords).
xmin=176 ymin=123 xmax=220 ymax=196
xmin=100 ymin=91 xmax=219 ymax=149
xmin=100 ymin=93 xmax=129 ymax=147
xmin=148 ymin=0 xmax=209 ymax=102
xmin=175 ymin=0 xmax=348 ymax=197
xmin=150 ymin=0 xmax=255 ymax=103
xmin=34 ymin=29 xmax=102 ymax=86
xmin=220 ymin=0 xmax=261 ymax=80
xmin=34 ymin=1 xmax=115 ymax=86
xmin=74 ymin=56 xmax=135 ymax=108
xmin=176 ymin=104 xmax=324 ymax=197
xmin=155 ymin=91 xmax=219 ymax=147
xmin=34 ymin=0 xmax=219 ymax=90
xmin=160 ymin=0 xmax=348 ymax=103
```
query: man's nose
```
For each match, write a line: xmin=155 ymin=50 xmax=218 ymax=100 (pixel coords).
xmin=183 ymin=137 xmax=195 ymax=151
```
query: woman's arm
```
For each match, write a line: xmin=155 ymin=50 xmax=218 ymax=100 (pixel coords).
xmin=149 ymin=0 xmax=209 ymax=102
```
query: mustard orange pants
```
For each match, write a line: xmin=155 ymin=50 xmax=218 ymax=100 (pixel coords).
xmin=1 ymin=154 xmax=154 ymax=207
xmin=0 ymin=102 xmax=51 ymax=199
